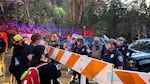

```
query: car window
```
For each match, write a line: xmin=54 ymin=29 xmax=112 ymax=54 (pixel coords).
xmin=83 ymin=37 xmax=94 ymax=48
xmin=99 ymin=37 xmax=107 ymax=46
xmin=130 ymin=40 xmax=150 ymax=53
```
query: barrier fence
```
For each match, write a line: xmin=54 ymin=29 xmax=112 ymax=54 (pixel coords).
xmin=47 ymin=46 xmax=150 ymax=84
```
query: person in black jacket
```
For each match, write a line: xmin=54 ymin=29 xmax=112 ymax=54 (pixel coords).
xmin=23 ymin=33 xmax=43 ymax=62
xmin=69 ymin=37 xmax=89 ymax=84
xmin=9 ymin=34 xmax=32 ymax=84
xmin=48 ymin=34 xmax=61 ymax=84
xmin=102 ymin=39 xmax=123 ymax=69
xmin=48 ymin=34 xmax=60 ymax=48
xmin=117 ymin=37 xmax=132 ymax=69
xmin=30 ymin=45 xmax=61 ymax=84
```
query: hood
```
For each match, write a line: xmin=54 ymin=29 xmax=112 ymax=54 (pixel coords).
xmin=13 ymin=45 xmax=25 ymax=56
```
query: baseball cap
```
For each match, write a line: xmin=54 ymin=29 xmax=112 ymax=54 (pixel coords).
xmin=13 ymin=34 xmax=23 ymax=42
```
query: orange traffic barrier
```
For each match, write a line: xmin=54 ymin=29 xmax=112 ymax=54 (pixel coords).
xmin=47 ymin=46 xmax=113 ymax=83
xmin=113 ymin=69 xmax=150 ymax=84
xmin=47 ymin=46 xmax=150 ymax=84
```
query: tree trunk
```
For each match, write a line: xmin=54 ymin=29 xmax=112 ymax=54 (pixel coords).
xmin=0 ymin=1 xmax=4 ymax=13
xmin=24 ymin=0 xmax=30 ymax=18
xmin=72 ymin=0 xmax=76 ymax=22
xmin=79 ymin=0 xmax=83 ymax=25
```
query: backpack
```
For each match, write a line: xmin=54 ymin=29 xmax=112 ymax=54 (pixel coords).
xmin=21 ymin=63 xmax=48 ymax=84
xmin=9 ymin=55 xmax=26 ymax=75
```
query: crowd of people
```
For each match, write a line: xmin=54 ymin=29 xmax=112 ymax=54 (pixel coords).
xmin=9 ymin=33 xmax=61 ymax=84
xmin=0 ymin=32 xmax=132 ymax=84
xmin=62 ymin=35 xmax=132 ymax=84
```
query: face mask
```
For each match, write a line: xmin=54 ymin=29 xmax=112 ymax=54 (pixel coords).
xmin=39 ymin=40 xmax=45 ymax=45
xmin=44 ymin=58 xmax=48 ymax=62
xmin=21 ymin=40 xmax=25 ymax=45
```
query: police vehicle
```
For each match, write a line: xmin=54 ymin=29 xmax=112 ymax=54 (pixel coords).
xmin=128 ymin=39 xmax=150 ymax=72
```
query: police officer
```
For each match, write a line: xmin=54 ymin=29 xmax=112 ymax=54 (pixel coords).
xmin=117 ymin=37 xmax=132 ymax=69
xmin=102 ymin=39 xmax=123 ymax=69
xmin=69 ymin=37 xmax=90 ymax=84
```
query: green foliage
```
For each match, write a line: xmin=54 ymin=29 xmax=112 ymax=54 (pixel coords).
xmin=52 ymin=5 xmax=68 ymax=26
xmin=81 ymin=0 xmax=106 ymax=28
xmin=93 ymin=0 xmax=150 ymax=41
xmin=0 ymin=0 xmax=150 ymax=41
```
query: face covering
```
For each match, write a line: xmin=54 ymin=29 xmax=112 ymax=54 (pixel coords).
xmin=39 ymin=40 xmax=45 ymax=45
xmin=21 ymin=40 xmax=25 ymax=45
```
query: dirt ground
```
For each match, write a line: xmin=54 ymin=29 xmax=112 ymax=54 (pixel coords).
xmin=0 ymin=52 xmax=95 ymax=84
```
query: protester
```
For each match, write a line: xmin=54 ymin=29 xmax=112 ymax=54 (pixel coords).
xmin=63 ymin=40 xmax=67 ymax=49
xmin=49 ymin=34 xmax=60 ymax=48
xmin=10 ymin=33 xmax=42 ymax=83
xmin=64 ymin=35 xmax=75 ymax=74
xmin=91 ymin=36 xmax=103 ymax=60
xmin=66 ymin=36 xmax=77 ymax=77
xmin=69 ymin=37 xmax=89 ymax=84
xmin=48 ymin=33 xmax=61 ymax=83
xmin=30 ymin=33 xmax=42 ymax=46
xmin=64 ymin=35 xmax=74 ymax=51
xmin=0 ymin=33 xmax=6 ymax=76
xmin=117 ymin=37 xmax=132 ymax=69
xmin=101 ymin=39 xmax=123 ymax=69
xmin=23 ymin=33 xmax=43 ymax=62
xmin=29 ymin=45 xmax=61 ymax=84
xmin=9 ymin=34 xmax=32 ymax=84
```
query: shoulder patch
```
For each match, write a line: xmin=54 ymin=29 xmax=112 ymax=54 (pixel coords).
xmin=82 ymin=48 xmax=85 ymax=52
xmin=118 ymin=56 xmax=123 ymax=62
xmin=126 ymin=52 xmax=130 ymax=56
xmin=122 ymin=47 xmax=125 ymax=50
xmin=110 ymin=54 xmax=114 ymax=58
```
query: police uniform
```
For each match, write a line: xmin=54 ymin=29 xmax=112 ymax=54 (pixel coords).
xmin=71 ymin=44 xmax=89 ymax=84
xmin=74 ymin=45 xmax=90 ymax=56
xmin=102 ymin=49 xmax=123 ymax=68
xmin=117 ymin=45 xmax=130 ymax=59
xmin=117 ymin=45 xmax=133 ymax=69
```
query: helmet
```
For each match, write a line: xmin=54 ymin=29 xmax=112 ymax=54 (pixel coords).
xmin=77 ymin=36 xmax=85 ymax=42
xmin=71 ymin=34 xmax=78 ymax=39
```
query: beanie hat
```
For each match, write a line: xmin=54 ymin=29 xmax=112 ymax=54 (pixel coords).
xmin=31 ymin=33 xmax=42 ymax=42
xmin=13 ymin=34 xmax=23 ymax=42
xmin=32 ymin=45 xmax=45 ymax=59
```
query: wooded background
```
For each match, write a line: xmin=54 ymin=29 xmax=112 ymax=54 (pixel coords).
xmin=0 ymin=0 xmax=150 ymax=42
